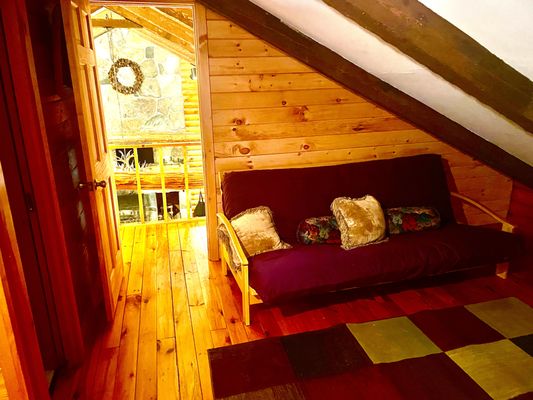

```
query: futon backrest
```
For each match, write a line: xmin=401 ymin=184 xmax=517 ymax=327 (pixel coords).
xmin=221 ymin=154 xmax=454 ymax=244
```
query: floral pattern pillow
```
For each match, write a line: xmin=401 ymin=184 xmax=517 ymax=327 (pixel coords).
xmin=386 ymin=206 xmax=441 ymax=235
xmin=296 ymin=216 xmax=341 ymax=245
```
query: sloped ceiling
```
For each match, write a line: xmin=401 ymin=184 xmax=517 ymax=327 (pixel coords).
xmin=248 ymin=0 xmax=533 ymax=167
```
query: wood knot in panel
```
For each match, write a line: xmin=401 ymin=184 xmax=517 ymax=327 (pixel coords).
xmin=293 ymin=106 xmax=309 ymax=122
xmin=238 ymin=147 xmax=251 ymax=155
xmin=352 ymin=123 xmax=364 ymax=132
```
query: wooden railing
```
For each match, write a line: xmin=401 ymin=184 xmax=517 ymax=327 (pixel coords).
xmin=109 ymin=138 xmax=204 ymax=224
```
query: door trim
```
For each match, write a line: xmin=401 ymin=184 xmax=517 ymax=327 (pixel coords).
xmin=0 ymin=161 xmax=50 ymax=399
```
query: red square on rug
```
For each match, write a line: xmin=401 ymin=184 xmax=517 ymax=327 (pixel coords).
xmin=409 ymin=306 xmax=503 ymax=351
xmin=512 ymin=334 xmax=533 ymax=357
xmin=208 ymin=337 xmax=296 ymax=398
xmin=381 ymin=353 xmax=492 ymax=400
xmin=301 ymin=367 xmax=403 ymax=400
xmin=281 ymin=324 xmax=372 ymax=379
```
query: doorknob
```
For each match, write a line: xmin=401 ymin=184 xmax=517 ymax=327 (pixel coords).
xmin=94 ymin=180 xmax=107 ymax=189
xmin=78 ymin=180 xmax=107 ymax=191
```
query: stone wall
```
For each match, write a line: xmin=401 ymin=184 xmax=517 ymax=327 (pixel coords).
xmin=95 ymin=28 xmax=187 ymax=140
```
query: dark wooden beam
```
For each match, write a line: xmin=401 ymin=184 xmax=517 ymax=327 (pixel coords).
xmin=323 ymin=0 xmax=533 ymax=134
xmin=197 ymin=0 xmax=533 ymax=188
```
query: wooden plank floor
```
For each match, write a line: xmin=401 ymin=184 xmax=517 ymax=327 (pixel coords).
xmin=0 ymin=368 xmax=7 ymax=400
xmin=52 ymin=220 xmax=533 ymax=399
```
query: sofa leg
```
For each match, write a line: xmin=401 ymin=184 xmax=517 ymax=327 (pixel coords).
xmin=242 ymin=288 xmax=251 ymax=326
xmin=496 ymin=262 xmax=509 ymax=279
xmin=221 ymin=256 xmax=228 ymax=276
xmin=220 ymin=246 xmax=228 ymax=276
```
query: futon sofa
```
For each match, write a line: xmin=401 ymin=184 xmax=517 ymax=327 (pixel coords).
xmin=217 ymin=154 xmax=522 ymax=325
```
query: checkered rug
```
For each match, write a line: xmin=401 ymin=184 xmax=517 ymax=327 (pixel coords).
xmin=208 ymin=297 xmax=533 ymax=400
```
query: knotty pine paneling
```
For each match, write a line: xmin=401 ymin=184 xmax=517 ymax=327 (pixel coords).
xmin=210 ymin=72 xmax=339 ymax=93
xmin=209 ymin=56 xmax=312 ymax=75
xmin=208 ymin=39 xmax=284 ymax=58
xmin=205 ymin=11 xmax=513 ymax=226
xmin=207 ymin=20 xmax=254 ymax=39
xmin=213 ymin=117 xmax=414 ymax=142
xmin=212 ymin=103 xmax=391 ymax=126
xmin=211 ymin=88 xmax=364 ymax=110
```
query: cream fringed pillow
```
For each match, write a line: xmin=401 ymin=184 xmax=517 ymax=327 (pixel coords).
xmin=331 ymin=195 xmax=386 ymax=250
xmin=230 ymin=206 xmax=291 ymax=257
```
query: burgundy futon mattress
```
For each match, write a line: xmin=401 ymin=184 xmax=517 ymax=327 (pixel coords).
xmin=249 ymin=224 xmax=522 ymax=304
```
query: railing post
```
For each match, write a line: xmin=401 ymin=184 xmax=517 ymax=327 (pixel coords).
xmin=158 ymin=148 xmax=168 ymax=222
xmin=183 ymin=145 xmax=191 ymax=218
xmin=133 ymin=147 xmax=145 ymax=223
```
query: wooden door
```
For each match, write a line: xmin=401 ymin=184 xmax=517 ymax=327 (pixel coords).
xmin=60 ymin=0 xmax=123 ymax=320
xmin=0 ymin=24 xmax=62 ymax=367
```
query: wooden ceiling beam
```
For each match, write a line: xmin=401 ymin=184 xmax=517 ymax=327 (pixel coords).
xmin=107 ymin=6 xmax=195 ymax=60
xmin=323 ymin=0 xmax=533 ymax=134
xmin=136 ymin=27 xmax=195 ymax=64
xmin=91 ymin=18 xmax=141 ymax=29
xmin=90 ymin=5 xmax=104 ymax=14
xmin=197 ymin=0 xmax=533 ymax=188
xmin=134 ymin=7 xmax=193 ymax=42
xmin=156 ymin=7 xmax=193 ymax=30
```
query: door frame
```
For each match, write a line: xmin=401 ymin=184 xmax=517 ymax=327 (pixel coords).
xmin=89 ymin=0 xmax=219 ymax=260
xmin=0 ymin=160 xmax=50 ymax=400
xmin=0 ymin=0 xmax=85 ymax=364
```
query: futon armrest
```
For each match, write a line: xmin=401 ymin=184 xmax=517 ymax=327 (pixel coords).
xmin=216 ymin=213 xmax=249 ymax=267
xmin=450 ymin=192 xmax=515 ymax=233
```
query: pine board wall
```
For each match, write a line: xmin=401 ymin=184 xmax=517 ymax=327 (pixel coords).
xmin=202 ymin=9 xmax=513 ymax=251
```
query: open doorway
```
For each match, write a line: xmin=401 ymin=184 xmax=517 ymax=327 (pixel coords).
xmin=90 ymin=6 xmax=206 ymax=225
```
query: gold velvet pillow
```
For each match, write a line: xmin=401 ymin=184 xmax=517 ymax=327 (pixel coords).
xmin=331 ymin=195 xmax=386 ymax=250
xmin=230 ymin=206 xmax=291 ymax=257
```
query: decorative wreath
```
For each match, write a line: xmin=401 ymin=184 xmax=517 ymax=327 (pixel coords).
xmin=108 ymin=58 xmax=144 ymax=95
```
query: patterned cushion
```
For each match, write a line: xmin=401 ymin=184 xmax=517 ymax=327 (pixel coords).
xmin=230 ymin=206 xmax=291 ymax=257
xmin=331 ymin=195 xmax=386 ymax=250
xmin=296 ymin=216 xmax=341 ymax=245
xmin=386 ymin=206 xmax=441 ymax=235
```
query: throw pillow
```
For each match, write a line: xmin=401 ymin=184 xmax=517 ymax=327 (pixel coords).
xmin=296 ymin=216 xmax=341 ymax=245
xmin=386 ymin=206 xmax=441 ymax=235
xmin=230 ymin=206 xmax=291 ymax=257
xmin=331 ymin=195 xmax=386 ymax=250
xmin=217 ymin=224 xmax=242 ymax=270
